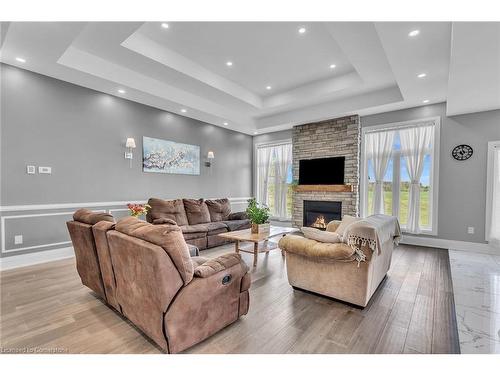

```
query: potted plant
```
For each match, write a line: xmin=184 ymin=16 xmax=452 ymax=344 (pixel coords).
xmin=246 ymin=198 xmax=271 ymax=234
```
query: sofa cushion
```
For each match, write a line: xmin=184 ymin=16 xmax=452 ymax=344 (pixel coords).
xmin=73 ymin=208 xmax=114 ymax=225
xmin=182 ymin=231 xmax=207 ymax=240
xmin=301 ymin=227 xmax=342 ymax=243
xmin=181 ymin=222 xmax=228 ymax=234
xmin=222 ymin=219 xmax=250 ymax=232
xmin=228 ymin=212 xmax=248 ymax=220
xmin=205 ymin=198 xmax=232 ymax=222
xmin=115 ymin=217 xmax=194 ymax=285
xmin=183 ymin=199 xmax=211 ymax=225
xmin=278 ymin=234 xmax=355 ymax=261
xmin=147 ymin=198 xmax=189 ymax=227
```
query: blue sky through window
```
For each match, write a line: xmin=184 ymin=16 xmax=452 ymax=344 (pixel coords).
xmin=367 ymin=133 xmax=431 ymax=186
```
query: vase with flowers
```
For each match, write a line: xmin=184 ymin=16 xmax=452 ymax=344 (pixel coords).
xmin=127 ymin=203 xmax=151 ymax=218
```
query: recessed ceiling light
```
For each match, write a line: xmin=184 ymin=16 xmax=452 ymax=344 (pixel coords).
xmin=422 ymin=99 xmax=430 ymax=103
xmin=226 ymin=61 xmax=233 ymax=67
xmin=15 ymin=57 xmax=26 ymax=63
xmin=417 ymin=73 xmax=427 ymax=78
xmin=266 ymin=86 xmax=272 ymax=90
xmin=408 ymin=29 xmax=420 ymax=37
xmin=329 ymin=64 xmax=336 ymax=69
xmin=223 ymin=122 xmax=228 ymax=126
xmin=298 ymin=27 xmax=306 ymax=34
xmin=181 ymin=108 xmax=187 ymax=113
xmin=161 ymin=23 xmax=169 ymax=29
xmin=117 ymin=89 xmax=126 ymax=94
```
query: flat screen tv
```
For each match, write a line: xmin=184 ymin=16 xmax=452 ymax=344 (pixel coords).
xmin=299 ymin=157 xmax=345 ymax=185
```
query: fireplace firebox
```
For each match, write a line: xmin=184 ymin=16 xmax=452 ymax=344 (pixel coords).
xmin=303 ymin=200 xmax=342 ymax=230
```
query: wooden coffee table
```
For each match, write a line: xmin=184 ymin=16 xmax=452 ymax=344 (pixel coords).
xmin=218 ymin=226 xmax=298 ymax=267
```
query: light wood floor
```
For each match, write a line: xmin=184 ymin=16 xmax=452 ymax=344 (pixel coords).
xmin=0 ymin=243 xmax=460 ymax=354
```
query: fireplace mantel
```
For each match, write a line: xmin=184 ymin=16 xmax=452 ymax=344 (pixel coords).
xmin=293 ymin=184 xmax=353 ymax=193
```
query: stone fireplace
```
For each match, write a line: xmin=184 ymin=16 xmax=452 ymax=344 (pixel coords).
xmin=292 ymin=115 xmax=360 ymax=228
xmin=303 ymin=200 xmax=342 ymax=229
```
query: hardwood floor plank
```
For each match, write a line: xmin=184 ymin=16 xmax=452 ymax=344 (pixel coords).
xmin=404 ymin=294 xmax=435 ymax=353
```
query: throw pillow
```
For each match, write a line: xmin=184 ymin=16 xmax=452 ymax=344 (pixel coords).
xmin=147 ymin=198 xmax=189 ymax=226
xmin=301 ymin=226 xmax=342 ymax=243
xmin=334 ymin=215 xmax=362 ymax=239
xmin=205 ymin=198 xmax=232 ymax=222
xmin=183 ymin=198 xmax=211 ymax=225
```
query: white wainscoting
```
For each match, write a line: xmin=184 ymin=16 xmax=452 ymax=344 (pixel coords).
xmin=0 ymin=197 xmax=251 ymax=256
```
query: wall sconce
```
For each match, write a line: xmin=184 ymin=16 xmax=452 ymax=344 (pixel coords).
xmin=205 ymin=151 xmax=215 ymax=167
xmin=125 ymin=137 xmax=136 ymax=168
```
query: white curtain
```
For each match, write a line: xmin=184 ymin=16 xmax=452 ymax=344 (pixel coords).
xmin=256 ymin=146 xmax=272 ymax=206
xmin=399 ymin=124 xmax=434 ymax=233
xmin=366 ymin=130 xmax=395 ymax=215
xmin=489 ymin=147 xmax=500 ymax=248
xmin=274 ymin=143 xmax=293 ymax=218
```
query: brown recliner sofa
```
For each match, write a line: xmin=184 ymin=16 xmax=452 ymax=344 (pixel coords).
xmin=67 ymin=210 xmax=251 ymax=353
xmin=66 ymin=209 xmax=121 ymax=310
xmin=146 ymin=197 xmax=250 ymax=250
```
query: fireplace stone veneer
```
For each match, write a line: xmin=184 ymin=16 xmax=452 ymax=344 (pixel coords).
xmin=292 ymin=115 xmax=360 ymax=228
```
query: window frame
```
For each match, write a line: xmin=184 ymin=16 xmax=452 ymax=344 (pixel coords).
xmin=253 ymin=138 xmax=293 ymax=221
xmin=485 ymin=140 xmax=500 ymax=242
xmin=360 ymin=117 xmax=440 ymax=235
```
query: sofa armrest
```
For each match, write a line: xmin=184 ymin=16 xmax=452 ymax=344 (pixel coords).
xmin=228 ymin=211 xmax=248 ymax=220
xmin=164 ymin=257 xmax=249 ymax=353
xmin=152 ymin=217 xmax=178 ymax=225
xmin=194 ymin=253 xmax=248 ymax=278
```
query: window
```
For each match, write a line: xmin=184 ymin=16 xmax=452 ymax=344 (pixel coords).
xmin=255 ymin=141 xmax=293 ymax=220
xmin=361 ymin=117 xmax=440 ymax=234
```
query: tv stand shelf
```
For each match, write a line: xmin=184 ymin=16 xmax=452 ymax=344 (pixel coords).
xmin=293 ymin=184 xmax=353 ymax=193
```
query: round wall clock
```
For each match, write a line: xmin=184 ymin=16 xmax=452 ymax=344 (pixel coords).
xmin=451 ymin=144 xmax=473 ymax=161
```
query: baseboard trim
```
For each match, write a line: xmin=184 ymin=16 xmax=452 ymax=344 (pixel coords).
xmin=401 ymin=235 xmax=498 ymax=255
xmin=0 ymin=247 xmax=75 ymax=271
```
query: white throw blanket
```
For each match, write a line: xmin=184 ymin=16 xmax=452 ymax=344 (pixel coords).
xmin=343 ymin=214 xmax=401 ymax=264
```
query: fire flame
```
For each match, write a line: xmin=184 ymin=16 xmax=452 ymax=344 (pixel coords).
xmin=311 ymin=215 xmax=327 ymax=229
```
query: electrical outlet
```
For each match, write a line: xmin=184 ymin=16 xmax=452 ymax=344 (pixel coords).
xmin=38 ymin=166 xmax=52 ymax=174
xmin=26 ymin=165 xmax=36 ymax=174
xmin=14 ymin=235 xmax=23 ymax=245
xmin=467 ymin=226 xmax=475 ymax=234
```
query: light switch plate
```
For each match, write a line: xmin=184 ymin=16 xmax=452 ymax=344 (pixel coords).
xmin=467 ymin=226 xmax=475 ymax=234
xmin=38 ymin=166 xmax=52 ymax=174
xmin=14 ymin=235 xmax=23 ymax=245
xmin=27 ymin=165 xmax=36 ymax=174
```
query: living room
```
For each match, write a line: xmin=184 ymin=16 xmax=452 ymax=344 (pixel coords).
xmin=1 ymin=1 xmax=499 ymax=372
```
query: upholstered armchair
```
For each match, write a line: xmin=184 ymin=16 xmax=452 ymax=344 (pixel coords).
xmin=279 ymin=216 xmax=399 ymax=307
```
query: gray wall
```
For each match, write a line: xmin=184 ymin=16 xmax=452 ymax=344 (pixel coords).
xmin=253 ymin=129 xmax=292 ymax=147
xmin=0 ymin=64 xmax=253 ymax=257
xmin=361 ymin=102 xmax=500 ymax=244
